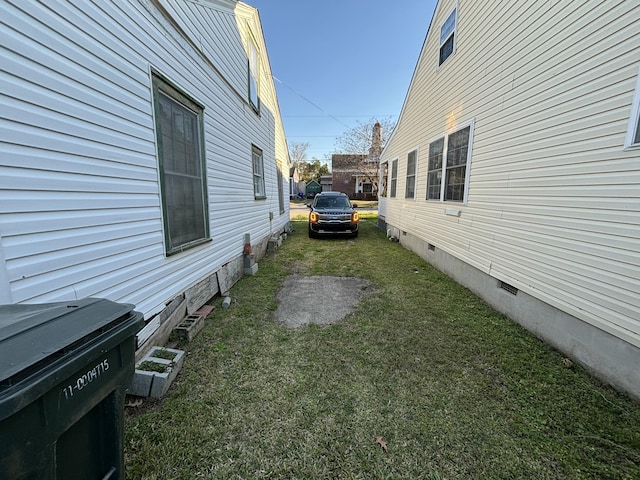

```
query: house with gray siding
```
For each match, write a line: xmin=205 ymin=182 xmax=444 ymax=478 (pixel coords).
xmin=379 ymin=0 xmax=640 ymax=400
xmin=0 ymin=0 xmax=290 ymax=345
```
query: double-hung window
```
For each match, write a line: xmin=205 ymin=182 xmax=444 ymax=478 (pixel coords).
xmin=252 ymin=145 xmax=266 ymax=199
xmin=426 ymin=122 xmax=473 ymax=203
xmin=405 ymin=149 xmax=417 ymax=199
xmin=626 ymin=65 xmax=640 ymax=148
xmin=439 ymin=8 xmax=457 ymax=66
xmin=152 ymin=74 xmax=209 ymax=255
xmin=390 ymin=159 xmax=398 ymax=198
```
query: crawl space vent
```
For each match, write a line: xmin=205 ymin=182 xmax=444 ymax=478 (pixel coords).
xmin=499 ymin=281 xmax=518 ymax=295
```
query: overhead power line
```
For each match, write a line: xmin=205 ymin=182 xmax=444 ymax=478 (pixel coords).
xmin=272 ymin=75 xmax=353 ymax=130
xmin=283 ymin=114 xmax=398 ymax=118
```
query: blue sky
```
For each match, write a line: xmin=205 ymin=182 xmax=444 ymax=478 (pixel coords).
xmin=248 ymin=0 xmax=438 ymax=162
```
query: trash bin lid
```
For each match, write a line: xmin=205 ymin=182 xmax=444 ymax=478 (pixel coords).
xmin=0 ymin=298 xmax=137 ymax=385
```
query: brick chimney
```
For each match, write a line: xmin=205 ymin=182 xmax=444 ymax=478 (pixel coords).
xmin=369 ymin=121 xmax=382 ymax=160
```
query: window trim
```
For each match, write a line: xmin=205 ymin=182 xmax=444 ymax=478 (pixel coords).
xmin=252 ymin=145 xmax=266 ymax=200
xmin=625 ymin=64 xmax=640 ymax=149
xmin=425 ymin=119 xmax=474 ymax=205
xmin=405 ymin=148 xmax=418 ymax=199
xmin=379 ymin=160 xmax=389 ymax=197
xmin=247 ymin=30 xmax=260 ymax=113
xmin=438 ymin=6 xmax=457 ymax=67
xmin=390 ymin=158 xmax=398 ymax=198
xmin=426 ymin=137 xmax=445 ymax=201
xmin=151 ymin=72 xmax=210 ymax=256
xmin=277 ymin=163 xmax=285 ymax=214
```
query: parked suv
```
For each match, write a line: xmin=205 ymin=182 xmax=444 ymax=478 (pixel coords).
xmin=308 ymin=192 xmax=359 ymax=238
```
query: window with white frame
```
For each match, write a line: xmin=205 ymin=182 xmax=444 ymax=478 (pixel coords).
xmin=390 ymin=159 xmax=398 ymax=198
xmin=405 ymin=149 xmax=417 ymax=199
xmin=152 ymin=73 xmax=209 ymax=255
xmin=248 ymin=32 xmax=260 ymax=111
xmin=439 ymin=8 xmax=457 ymax=66
xmin=379 ymin=161 xmax=389 ymax=197
xmin=427 ymin=138 xmax=444 ymax=200
xmin=627 ymin=65 xmax=640 ymax=148
xmin=252 ymin=145 xmax=266 ymax=199
xmin=426 ymin=123 xmax=473 ymax=203
xmin=445 ymin=127 xmax=470 ymax=201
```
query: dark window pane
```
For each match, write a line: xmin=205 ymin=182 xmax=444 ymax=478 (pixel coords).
xmin=405 ymin=176 xmax=415 ymax=198
xmin=407 ymin=150 xmax=417 ymax=175
xmin=447 ymin=126 xmax=470 ymax=167
xmin=439 ymin=34 xmax=455 ymax=65
xmin=390 ymin=160 xmax=398 ymax=198
xmin=428 ymin=138 xmax=444 ymax=170
xmin=635 ymin=115 xmax=640 ymax=144
xmin=166 ymin=175 xmax=206 ymax=248
xmin=445 ymin=165 xmax=466 ymax=201
xmin=427 ymin=170 xmax=442 ymax=200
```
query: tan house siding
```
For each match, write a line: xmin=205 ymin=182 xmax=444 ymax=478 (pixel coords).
xmin=380 ymin=0 xmax=640 ymax=397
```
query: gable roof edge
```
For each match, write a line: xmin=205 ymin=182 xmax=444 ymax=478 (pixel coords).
xmin=381 ymin=0 xmax=444 ymax=159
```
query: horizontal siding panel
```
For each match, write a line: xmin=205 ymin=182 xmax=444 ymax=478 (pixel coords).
xmin=10 ymin=244 xmax=160 ymax=302
xmin=7 ymin=232 xmax=161 ymax=281
xmin=0 ymin=193 xmax=159 ymax=217
xmin=1 ymin=99 xmax=150 ymax=154
xmin=4 ymin=221 xmax=161 ymax=261
xmin=471 ymin=220 xmax=640 ymax=287
xmin=0 ymin=167 xmax=158 ymax=194
xmin=1 ymin=145 xmax=158 ymax=181
xmin=1 ymin=2 xmax=143 ymax=97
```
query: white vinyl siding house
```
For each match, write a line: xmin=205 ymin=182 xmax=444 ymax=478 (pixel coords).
xmin=0 ymin=1 xmax=290 ymax=323
xmin=379 ymin=0 xmax=640 ymax=400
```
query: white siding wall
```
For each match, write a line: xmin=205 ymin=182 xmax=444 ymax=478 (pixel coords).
xmin=381 ymin=0 xmax=640 ymax=347
xmin=0 ymin=0 xmax=289 ymax=317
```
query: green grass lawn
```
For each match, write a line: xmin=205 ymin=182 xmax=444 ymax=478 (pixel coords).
xmin=124 ymin=216 xmax=640 ymax=479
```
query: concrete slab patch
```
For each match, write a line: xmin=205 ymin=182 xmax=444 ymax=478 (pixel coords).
xmin=276 ymin=275 xmax=374 ymax=328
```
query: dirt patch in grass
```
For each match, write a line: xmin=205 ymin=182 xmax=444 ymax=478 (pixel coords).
xmin=275 ymin=275 xmax=374 ymax=328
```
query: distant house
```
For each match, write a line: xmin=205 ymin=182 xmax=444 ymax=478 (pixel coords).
xmin=305 ymin=180 xmax=322 ymax=198
xmin=290 ymin=166 xmax=303 ymax=198
xmin=331 ymin=154 xmax=366 ymax=198
xmin=0 ymin=1 xmax=290 ymax=341
xmin=379 ymin=0 xmax=640 ymax=400
xmin=320 ymin=174 xmax=333 ymax=192
xmin=332 ymin=122 xmax=383 ymax=199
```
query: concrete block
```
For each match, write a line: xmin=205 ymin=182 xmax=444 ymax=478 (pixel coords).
xmin=129 ymin=346 xmax=185 ymax=398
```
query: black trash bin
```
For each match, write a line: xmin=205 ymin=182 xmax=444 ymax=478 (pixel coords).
xmin=0 ymin=298 xmax=144 ymax=480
